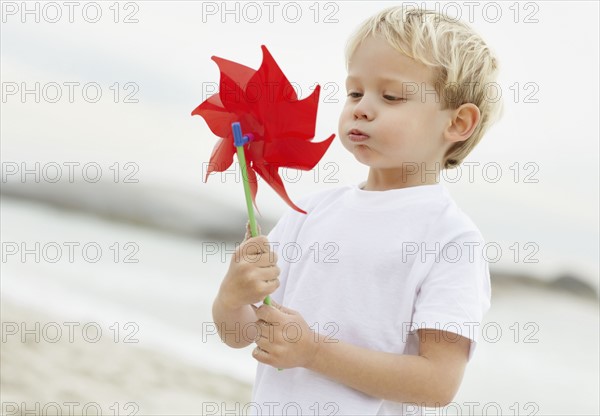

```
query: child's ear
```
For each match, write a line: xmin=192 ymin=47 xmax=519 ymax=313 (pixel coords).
xmin=444 ymin=103 xmax=480 ymax=144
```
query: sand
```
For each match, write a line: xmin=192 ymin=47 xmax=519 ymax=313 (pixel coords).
xmin=1 ymin=300 xmax=252 ymax=416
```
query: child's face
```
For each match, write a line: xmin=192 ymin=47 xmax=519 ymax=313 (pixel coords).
xmin=338 ymin=35 xmax=454 ymax=176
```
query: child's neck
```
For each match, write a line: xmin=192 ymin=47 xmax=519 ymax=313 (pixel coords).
xmin=363 ymin=166 xmax=441 ymax=191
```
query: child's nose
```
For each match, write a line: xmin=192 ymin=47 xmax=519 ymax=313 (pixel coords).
xmin=352 ymin=98 xmax=374 ymax=121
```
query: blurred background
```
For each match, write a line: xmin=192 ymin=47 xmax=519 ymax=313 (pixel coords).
xmin=1 ymin=1 xmax=598 ymax=415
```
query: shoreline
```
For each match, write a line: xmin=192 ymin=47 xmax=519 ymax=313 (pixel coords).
xmin=2 ymin=193 xmax=598 ymax=299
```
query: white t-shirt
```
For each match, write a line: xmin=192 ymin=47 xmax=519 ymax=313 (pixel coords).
xmin=250 ymin=182 xmax=491 ymax=415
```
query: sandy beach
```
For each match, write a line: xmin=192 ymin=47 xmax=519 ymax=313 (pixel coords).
xmin=3 ymin=280 xmax=599 ymax=416
xmin=1 ymin=300 xmax=252 ymax=415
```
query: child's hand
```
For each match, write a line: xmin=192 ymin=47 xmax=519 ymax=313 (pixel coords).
xmin=217 ymin=223 xmax=279 ymax=310
xmin=253 ymin=301 xmax=322 ymax=369
xmin=244 ymin=220 xmax=261 ymax=241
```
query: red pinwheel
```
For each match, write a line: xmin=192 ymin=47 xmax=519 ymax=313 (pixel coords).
xmin=192 ymin=45 xmax=335 ymax=215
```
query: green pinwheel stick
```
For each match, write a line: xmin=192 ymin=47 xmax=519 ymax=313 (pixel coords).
xmin=232 ymin=122 xmax=272 ymax=307
xmin=233 ymin=122 xmax=282 ymax=371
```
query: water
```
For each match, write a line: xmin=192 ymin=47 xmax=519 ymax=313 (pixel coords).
xmin=1 ymin=196 xmax=258 ymax=384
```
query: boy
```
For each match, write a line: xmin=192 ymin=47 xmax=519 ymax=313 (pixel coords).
xmin=212 ymin=6 xmax=502 ymax=414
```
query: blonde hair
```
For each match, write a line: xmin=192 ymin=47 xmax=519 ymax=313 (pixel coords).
xmin=345 ymin=6 xmax=503 ymax=169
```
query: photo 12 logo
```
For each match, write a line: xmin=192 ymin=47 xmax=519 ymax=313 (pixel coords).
xmin=2 ymin=241 xmax=140 ymax=264
xmin=2 ymin=402 xmax=139 ymax=416
xmin=1 ymin=162 xmax=140 ymax=184
xmin=200 ymin=1 xmax=340 ymax=24
xmin=1 ymin=1 xmax=140 ymax=24
xmin=202 ymin=401 xmax=340 ymax=415
xmin=199 ymin=81 xmax=340 ymax=106
xmin=201 ymin=240 xmax=339 ymax=264
xmin=201 ymin=161 xmax=339 ymax=186
xmin=400 ymin=1 xmax=540 ymax=24
xmin=2 ymin=321 xmax=140 ymax=344
xmin=2 ymin=82 xmax=140 ymax=104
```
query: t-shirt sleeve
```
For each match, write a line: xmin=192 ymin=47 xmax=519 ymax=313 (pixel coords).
xmin=411 ymin=232 xmax=491 ymax=361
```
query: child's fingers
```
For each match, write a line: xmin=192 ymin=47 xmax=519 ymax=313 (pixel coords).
xmin=267 ymin=300 xmax=295 ymax=315
xmin=244 ymin=223 xmax=251 ymax=241
xmin=244 ymin=220 xmax=262 ymax=240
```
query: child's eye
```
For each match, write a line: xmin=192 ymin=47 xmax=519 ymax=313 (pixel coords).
xmin=347 ymin=92 xmax=362 ymax=98
xmin=384 ymin=95 xmax=407 ymax=102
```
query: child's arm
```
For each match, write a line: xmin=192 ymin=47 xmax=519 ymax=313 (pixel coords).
xmin=212 ymin=298 xmax=259 ymax=349
xmin=212 ymin=235 xmax=280 ymax=349
xmin=254 ymin=302 xmax=469 ymax=407
xmin=308 ymin=328 xmax=469 ymax=407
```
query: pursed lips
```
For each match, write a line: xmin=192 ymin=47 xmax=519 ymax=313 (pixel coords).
xmin=348 ymin=128 xmax=370 ymax=142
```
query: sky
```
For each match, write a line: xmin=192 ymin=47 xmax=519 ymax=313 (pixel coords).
xmin=1 ymin=0 xmax=599 ymax=287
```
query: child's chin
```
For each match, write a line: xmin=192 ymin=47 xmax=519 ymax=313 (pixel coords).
xmin=350 ymin=146 xmax=375 ymax=162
